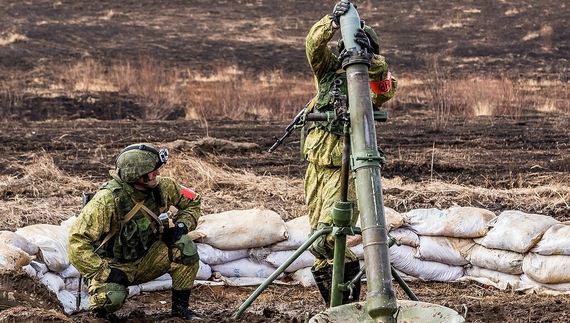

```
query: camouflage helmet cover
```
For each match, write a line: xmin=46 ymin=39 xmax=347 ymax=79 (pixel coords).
xmin=337 ymin=24 xmax=380 ymax=55
xmin=115 ymin=143 xmax=168 ymax=183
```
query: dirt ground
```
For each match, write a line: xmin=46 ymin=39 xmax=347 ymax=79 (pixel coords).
xmin=1 ymin=0 xmax=570 ymax=322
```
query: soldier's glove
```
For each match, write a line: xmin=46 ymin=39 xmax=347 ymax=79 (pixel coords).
xmin=332 ymin=0 xmax=351 ymax=27
xmin=162 ymin=222 xmax=188 ymax=247
xmin=354 ymin=28 xmax=374 ymax=59
xmin=107 ymin=267 xmax=130 ymax=286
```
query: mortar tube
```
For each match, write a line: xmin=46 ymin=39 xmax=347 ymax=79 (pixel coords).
xmin=339 ymin=4 xmax=398 ymax=323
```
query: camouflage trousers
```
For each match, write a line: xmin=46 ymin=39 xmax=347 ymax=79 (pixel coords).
xmin=87 ymin=239 xmax=199 ymax=312
xmin=304 ymin=162 xmax=359 ymax=271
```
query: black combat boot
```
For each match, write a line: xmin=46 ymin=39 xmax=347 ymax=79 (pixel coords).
xmin=342 ymin=260 xmax=362 ymax=304
xmin=171 ymin=289 xmax=203 ymax=321
xmin=311 ymin=265 xmax=333 ymax=305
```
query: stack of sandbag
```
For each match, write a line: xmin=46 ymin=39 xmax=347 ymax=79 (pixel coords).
xmin=387 ymin=207 xmax=496 ymax=282
xmin=463 ymin=210 xmax=560 ymax=291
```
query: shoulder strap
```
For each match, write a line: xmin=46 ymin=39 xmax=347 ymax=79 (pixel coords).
xmin=94 ymin=200 xmax=145 ymax=253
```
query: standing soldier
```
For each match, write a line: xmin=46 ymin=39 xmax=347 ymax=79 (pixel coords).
xmin=303 ymin=0 xmax=397 ymax=305
xmin=68 ymin=143 xmax=203 ymax=321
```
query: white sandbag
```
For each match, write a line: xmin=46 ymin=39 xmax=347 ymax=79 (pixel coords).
xmin=138 ymin=279 xmax=172 ymax=292
xmin=466 ymin=243 xmax=524 ymax=275
xmin=531 ymin=224 xmax=570 ymax=256
xmin=0 ymin=230 xmax=39 ymax=255
xmin=520 ymin=274 xmax=570 ymax=292
xmin=30 ymin=260 xmax=49 ymax=277
xmin=265 ymin=250 xmax=315 ymax=273
xmin=58 ymin=264 xmax=80 ymax=278
xmin=415 ymin=236 xmax=474 ymax=266
xmin=197 ymin=243 xmax=249 ymax=265
xmin=154 ymin=273 xmax=171 ymax=281
xmin=522 ymin=253 xmax=570 ymax=284
xmin=405 ymin=207 xmax=496 ymax=238
xmin=389 ymin=244 xmax=464 ymax=282
xmin=40 ymin=272 xmax=65 ymax=293
xmin=464 ymin=266 xmax=522 ymax=290
xmin=269 ymin=215 xmax=311 ymax=251
xmin=292 ymin=267 xmax=316 ymax=287
xmin=128 ymin=285 xmax=141 ymax=297
xmin=16 ymin=224 xmax=71 ymax=272
xmin=350 ymin=244 xmax=364 ymax=259
xmin=21 ymin=264 xmax=37 ymax=277
xmin=60 ymin=216 xmax=77 ymax=229
xmin=211 ymin=258 xmax=281 ymax=279
xmin=478 ymin=210 xmax=560 ymax=253
xmin=389 ymin=226 xmax=420 ymax=247
xmin=197 ymin=260 xmax=212 ymax=280
xmin=0 ymin=243 xmax=32 ymax=271
xmin=63 ymin=277 xmax=87 ymax=293
xmin=58 ymin=289 xmax=88 ymax=314
xmin=348 ymin=207 xmax=408 ymax=247
xmin=190 ymin=209 xmax=288 ymax=250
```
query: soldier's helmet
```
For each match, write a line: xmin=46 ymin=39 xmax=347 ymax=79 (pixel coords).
xmin=115 ymin=143 xmax=169 ymax=183
xmin=337 ymin=24 xmax=379 ymax=55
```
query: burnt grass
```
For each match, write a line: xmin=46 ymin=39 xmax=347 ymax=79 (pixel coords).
xmin=1 ymin=0 xmax=570 ymax=322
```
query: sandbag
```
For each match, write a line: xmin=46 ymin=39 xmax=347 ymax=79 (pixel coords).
xmin=197 ymin=260 xmax=212 ymax=280
xmin=464 ymin=266 xmax=522 ymax=290
xmin=467 ymin=243 xmax=524 ymax=275
xmin=190 ymin=209 xmax=288 ymax=250
xmin=389 ymin=244 xmax=464 ymax=282
xmin=264 ymin=250 xmax=315 ymax=273
xmin=15 ymin=224 xmax=71 ymax=272
xmin=522 ymin=253 xmax=570 ymax=284
xmin=197 ymin=243 xmax=249 ymax=265
xmin=389 ymin=226 xmax=420 ymax=247
xmin=405 ymin=207 xmax=496 ymax=238
xmin=291 ymin=267 xmax=316 ymax=287
xmin=0 ymin=230 xmax=39 ymax=255
xmin=40 ymin=272 xmax=65 ymax=294
xmin=415 ymin=236 xmax=474 ymax=266
xmin=269 ymin=215 xmax=311 ymax=251
xmin=531 ymin=224 xmax=570 ymax=256
xmin=0 ymin=243 xmax=32 ymax=271
xmin=520 ymin=274 xmax=570 ymax=293
xmin=477 ymin=210 xmax=560 ymax=253
xmin=211 ymin=258 xmax=280 ymax=279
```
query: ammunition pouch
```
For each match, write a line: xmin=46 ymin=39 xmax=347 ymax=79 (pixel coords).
xmin=94 ymin=282 xmax=128 ymax=313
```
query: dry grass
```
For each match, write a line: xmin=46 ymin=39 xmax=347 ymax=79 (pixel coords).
xmin=2 ymin=147 xmax=569 ymax=231
xmin=2 ymin=57 xmax=568 ymax=122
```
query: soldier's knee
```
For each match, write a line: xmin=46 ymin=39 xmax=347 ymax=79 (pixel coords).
xmin=92 ymin=282 xmax=128 ymax=314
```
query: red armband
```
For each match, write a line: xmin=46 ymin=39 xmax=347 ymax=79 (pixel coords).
xmin=181 ymin=185 xmax=196 ymax=200
xmin=370 ymin=71 xmax=392 ymax=95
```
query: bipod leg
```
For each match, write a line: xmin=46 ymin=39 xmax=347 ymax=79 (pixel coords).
xmin=232 ymin=226 xmax=333 ymax=319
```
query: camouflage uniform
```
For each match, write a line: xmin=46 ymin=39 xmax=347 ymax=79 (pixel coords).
xmin=68 ymin=161 xmax=201 ymax=314
xmin=304 ymin=14 xmax=397 ymax=271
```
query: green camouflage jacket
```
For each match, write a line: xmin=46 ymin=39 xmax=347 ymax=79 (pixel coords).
xmin=68 ymin=170 xmax=201 ymax=282
xmin=303 ymin=15 xmax=397 ymax=167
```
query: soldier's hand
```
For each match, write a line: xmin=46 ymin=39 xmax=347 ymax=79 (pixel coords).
xmin=332 ymin=0 xmax=351 ymax=27
xmin=163 ymin=222 xmax=188 ymax=246
xmin=107 ymin=267 xmax=130 ymax=286
xmin=354 ymin=28 xmax=374 ymax=58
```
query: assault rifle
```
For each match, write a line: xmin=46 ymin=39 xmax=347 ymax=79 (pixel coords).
xmin=268 ymin=103 xmax=310 ymax=153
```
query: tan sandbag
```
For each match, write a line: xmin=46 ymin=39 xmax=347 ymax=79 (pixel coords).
xmin=522 ymin=253 xmax=570 ymax=284
xmin=467 ymin=243 xmax=524 ymax=275
xmin=0 ymin=243 xmax=32 ymax=272
xmin=464 ymin=266 xmax=523 ymax=291
xmin=405 ymin=207 xmax=496 ymax=238
xmin=269 ymin=215 xmax=311 ymax=251
xmin=531 ymin=223 xmax=570 ymax=255
xmin=478 ymin=210 xmax=560 ymax=253
xmin=189 ymin=208 xmax=288 ymax=250
xmin=389 ymin=226 xmax=420 ymax=247
xmin=15 ymin=224 xmax=71 ymax=272
xmin=415 ymin=236 xmax=474 ymax=266
xmin=0 ymin=230 xmax=39 ymax=256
